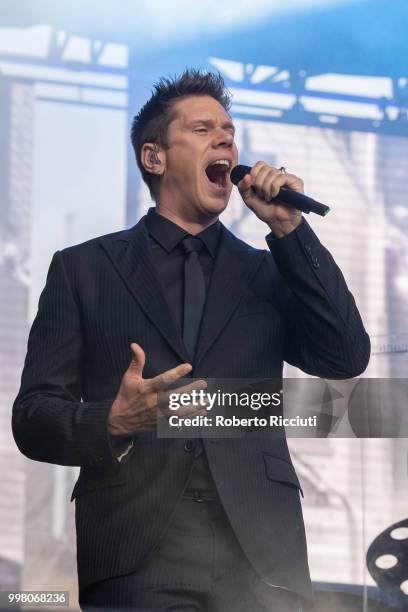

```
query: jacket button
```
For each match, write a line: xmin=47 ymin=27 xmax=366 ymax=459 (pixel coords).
xmin=184 ymin=440 xmax=194 ymax=452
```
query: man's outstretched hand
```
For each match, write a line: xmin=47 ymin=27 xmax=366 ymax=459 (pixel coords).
xmin=108 ymin=343 xmax=206 ymax=435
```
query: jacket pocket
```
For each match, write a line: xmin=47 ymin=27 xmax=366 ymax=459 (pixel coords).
xmin=263 ymin=454 xmax=304 ymax=497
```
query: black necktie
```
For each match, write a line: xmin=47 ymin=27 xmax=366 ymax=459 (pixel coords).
xmin=182 ymin=236 xmax=206 ymax=360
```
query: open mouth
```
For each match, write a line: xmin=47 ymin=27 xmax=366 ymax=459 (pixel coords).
xmin=205 ymin=159 xmax=231 ymax=190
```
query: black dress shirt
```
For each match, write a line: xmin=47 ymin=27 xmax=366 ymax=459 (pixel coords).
xmin=145 ymin=207 xmax=221 ymax=341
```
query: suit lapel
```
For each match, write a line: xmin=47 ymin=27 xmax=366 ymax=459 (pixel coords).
xmin=195 ymin=225 xmax=266 ymax=368
xmin=100 ymin=217 xmax=190 ymax=364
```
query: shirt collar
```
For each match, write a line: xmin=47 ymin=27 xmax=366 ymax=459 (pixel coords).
xmin=145 ymin=207 xmax=220 ymax=258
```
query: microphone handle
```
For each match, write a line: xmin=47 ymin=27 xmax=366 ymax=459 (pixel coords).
xmin=231 ymin=164 xmax=330 ymax=217
xmin=275 ymin=187 xmax=330 ymax=217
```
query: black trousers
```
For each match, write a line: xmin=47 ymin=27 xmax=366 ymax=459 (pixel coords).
xmin=81 ymin=491 xmax=303 ymax=612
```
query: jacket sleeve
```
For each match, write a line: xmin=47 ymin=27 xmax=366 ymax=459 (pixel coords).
xmin=266 ymin=219 xmax=370 ymax=379
xmin=12 ymin=251 xmax=124 ymax=467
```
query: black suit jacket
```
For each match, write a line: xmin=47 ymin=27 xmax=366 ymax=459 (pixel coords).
xmin=12 ymin=215 xmax=370 ymax=601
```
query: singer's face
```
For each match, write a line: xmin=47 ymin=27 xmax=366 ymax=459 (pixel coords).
xmin=159 ymin=96 xmax=238 ymax=221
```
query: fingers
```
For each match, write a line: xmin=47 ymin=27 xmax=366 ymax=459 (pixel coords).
xmin=158 ymin=378 xmax=207 ymax=410
xmin=164 ymin=378 xmax=207 ymax=399
xmin=158 ymin=378 xmax=209 ymax=423
xmin=128 ymin=343 xmax=146 ymax=378
xmin=239 ymin=161 xmax=304 ymax=203
xmin=257 ymin=164 xmax=281 ymax=201
xmin=237 ymin=173 xmax=253 ymax=199
xmin=148 ymin=362 xmax=193 ymax=392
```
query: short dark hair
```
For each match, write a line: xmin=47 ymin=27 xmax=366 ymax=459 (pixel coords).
xmin=130 ymin=69 xmax=232 ymax=199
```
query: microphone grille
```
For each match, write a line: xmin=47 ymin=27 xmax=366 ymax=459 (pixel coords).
xmin=230 ymin=165 xmax=251 ymax=186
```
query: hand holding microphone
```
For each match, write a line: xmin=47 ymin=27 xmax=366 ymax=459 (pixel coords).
xmin=230 ymin=161 xmax=330 ymax=238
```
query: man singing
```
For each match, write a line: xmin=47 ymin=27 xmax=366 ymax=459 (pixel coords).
xmin=13 ymin=70 xmax=370 ymax=611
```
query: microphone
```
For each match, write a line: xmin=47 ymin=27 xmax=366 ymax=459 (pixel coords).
xmin=230 ymin=165 xmax=331 ymax=217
